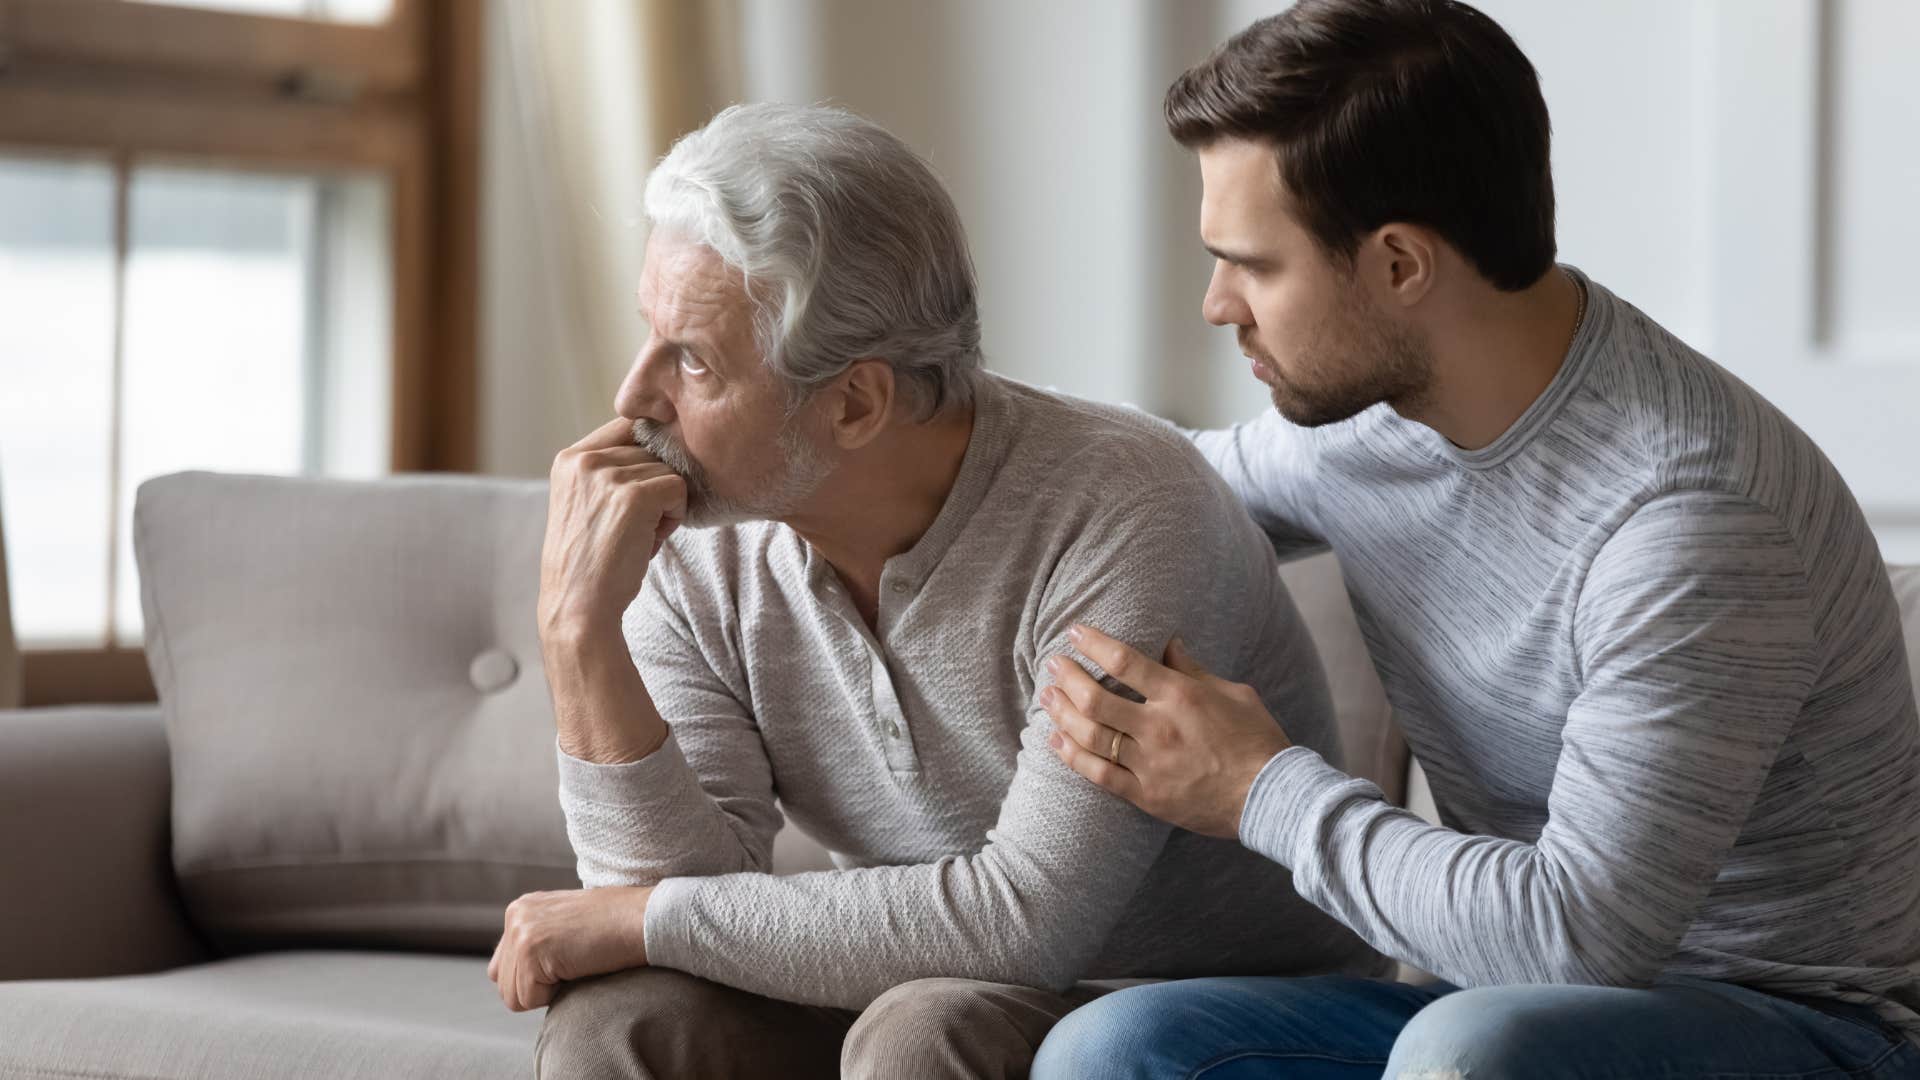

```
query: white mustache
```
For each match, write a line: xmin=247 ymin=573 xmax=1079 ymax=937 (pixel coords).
xmin=630 ymin=421 xmax=701 ymax=481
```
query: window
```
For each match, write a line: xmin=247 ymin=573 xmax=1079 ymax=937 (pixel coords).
xmin=129 ymin=0 xmax=394 ymax=22
xmin=0 ymin=0 xmax=479 ymax=703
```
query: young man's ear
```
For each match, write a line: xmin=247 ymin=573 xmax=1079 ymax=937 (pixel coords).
xmin=828 ymin=359 xmax=897 ymax=450
xmin=1366 ymin=223 xmax=1438 ymax=309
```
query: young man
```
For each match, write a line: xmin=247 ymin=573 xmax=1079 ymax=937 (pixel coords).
xmin=486 ymin=102 xmax=1380 ymax=1079
xmin=1035 ymin=2 xmax=1920 ymax=1077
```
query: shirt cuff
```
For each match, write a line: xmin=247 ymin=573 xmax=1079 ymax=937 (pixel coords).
xmin=1236 ymin=745 xmax=1355 ymax=868
xmin=555 ymin=729 xmax=691 ymax=808
xmin=642 ymin=875 xmax=697 ymax=972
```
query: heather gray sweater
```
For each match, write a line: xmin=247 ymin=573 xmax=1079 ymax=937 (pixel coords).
xmin=1210 ymin=267 xmax=1920 ymax=1041
xmin=557 ymin=374 xmax=1384 ymax=1009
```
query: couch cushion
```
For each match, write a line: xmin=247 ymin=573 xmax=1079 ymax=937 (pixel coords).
xmin=135 ymin=471 xmax=578 ymax=954
xmin=0 ymin=704 xmax=207 ymax=980
xmin=0 ymin=952 xmax=540 ymax=1080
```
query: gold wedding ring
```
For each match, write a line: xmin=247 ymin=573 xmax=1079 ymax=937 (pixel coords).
xmin=1107 ymin=729 xmax=1124 ymax=764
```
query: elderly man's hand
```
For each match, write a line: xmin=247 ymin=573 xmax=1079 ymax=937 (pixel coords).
xmin=538 ymin=417 xmax=687 ymax=639
xmin=1040 ymin=624 xmax=1293 ymax=839
xmin=488 ymin=886 xmax=653 ymax=1012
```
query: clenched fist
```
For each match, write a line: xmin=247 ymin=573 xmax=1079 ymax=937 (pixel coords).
xmin=538 ymin=417 xmax=689 ymax=639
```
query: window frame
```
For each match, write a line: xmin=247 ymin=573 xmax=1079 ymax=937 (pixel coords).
xmin=0 ymin=0 xmax=481 ymax=705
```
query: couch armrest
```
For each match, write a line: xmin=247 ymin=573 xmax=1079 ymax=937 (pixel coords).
xmin=0 ymin=704 xmax=207 ymax=980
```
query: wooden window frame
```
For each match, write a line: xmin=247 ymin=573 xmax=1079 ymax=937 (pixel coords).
xmin=0 ymin=0 xmax=481 ymax=706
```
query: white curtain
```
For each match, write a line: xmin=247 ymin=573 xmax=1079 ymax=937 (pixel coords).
xmin=479 ymin=0 xmax=737 ymax=478
xmin=0 ymin=471 xmax=21 ymax=709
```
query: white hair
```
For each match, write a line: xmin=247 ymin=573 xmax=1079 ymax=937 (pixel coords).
xmin=642 ymin=102 xmax=982 ymax=419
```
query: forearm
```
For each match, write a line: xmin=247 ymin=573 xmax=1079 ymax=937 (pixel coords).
xmin=644 ymin=839 xmax=1152 ymax=1009
xmin=1240 ymin=748 xmax=1639 ymax=987
xmin=542 ymin=619 xmax=667 ymax=765
xmin=643 ymin=758 xmax=1167 ymax=1009
xmin=544 ymin=621 xmax=764 ymax=883
xmin=559 ymin=730 xmax=776 ymax=885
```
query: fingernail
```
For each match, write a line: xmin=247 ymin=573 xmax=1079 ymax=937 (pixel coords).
xmin=1045 ymin=655 xmax=1063 ymax=675
xmin=1067 ymin=625 xmax=1085 ymax=642
xmin=1041 ymin=686 xmax=1059 ymax=708
xmin=1048 ymin=732 xmax=1063 ymax=750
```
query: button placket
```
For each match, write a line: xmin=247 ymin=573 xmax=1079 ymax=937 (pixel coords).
xmin=867 ymin=649 xmax=916 ymax=770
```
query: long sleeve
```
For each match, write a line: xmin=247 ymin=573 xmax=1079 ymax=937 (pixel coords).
xmin=635 ymin=473 xmax=1294 ymax=1009
xmin=555 ymin=557 xmax=783 ymax=886
xmin=1188 ymin=409 xmax=1328 ymax=560
xmin=1237 ymin=491 xmax=1821 ymax=988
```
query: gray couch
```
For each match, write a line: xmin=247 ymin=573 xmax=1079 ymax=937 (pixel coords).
xmin=1 ymin=470 xmax=1914 ymax=1079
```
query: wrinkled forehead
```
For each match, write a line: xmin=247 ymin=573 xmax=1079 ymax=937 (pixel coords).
xmin=637 ymin=230 xmax=758 ymax=346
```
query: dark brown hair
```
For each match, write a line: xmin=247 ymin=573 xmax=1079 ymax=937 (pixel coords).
xmin=1166 ymin=0 xmax=1555 ymax=291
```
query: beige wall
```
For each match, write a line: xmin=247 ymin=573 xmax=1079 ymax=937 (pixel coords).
xmin=476 ymin=1 xmax=1920 ymax=561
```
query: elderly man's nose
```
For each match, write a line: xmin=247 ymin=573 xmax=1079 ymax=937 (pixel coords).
xmin=615 ymin=350 xmax=675 ymax=423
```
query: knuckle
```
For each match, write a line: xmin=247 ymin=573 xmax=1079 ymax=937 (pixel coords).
xmin=1077 ymin=691 xmax=1102 ymax=722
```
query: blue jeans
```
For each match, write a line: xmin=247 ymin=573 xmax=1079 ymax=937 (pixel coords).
xmin=1032 ymin=975 xmax=1920 ymax=1079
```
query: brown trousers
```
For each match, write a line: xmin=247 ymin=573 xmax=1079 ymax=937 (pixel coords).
xmin=535 ymin=967 xmax=1106 ymax=1079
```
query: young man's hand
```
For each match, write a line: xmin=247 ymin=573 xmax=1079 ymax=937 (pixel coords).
xmin=1041 ymin=624 xmax=1293 ymax=839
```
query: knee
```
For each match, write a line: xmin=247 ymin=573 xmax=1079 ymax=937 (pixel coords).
xmin=535 ymin=966 xmax=717 ymax=1078
xmin=1386 ymin=986 xmax=1557 ymax=1080
xmin=842 ymin=978 xmax=1010 ymax=1078
xmin=1032 ymin=984 xmax=1204 ymax=1080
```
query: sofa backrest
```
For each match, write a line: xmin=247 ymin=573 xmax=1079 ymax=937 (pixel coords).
xmin=135 ymin=471 xmax=578 ymax=954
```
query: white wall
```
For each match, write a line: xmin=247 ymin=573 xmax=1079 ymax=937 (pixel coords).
xmin=480 ymin=0 xmax=1919 ymax=559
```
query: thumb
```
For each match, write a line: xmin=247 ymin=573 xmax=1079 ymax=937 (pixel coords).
xmin=1163 ymin=636 xmax=1209 ymax=678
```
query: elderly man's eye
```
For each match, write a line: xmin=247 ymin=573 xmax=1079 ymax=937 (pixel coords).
xmin=678 ymin=351 xmax=710 ymax=376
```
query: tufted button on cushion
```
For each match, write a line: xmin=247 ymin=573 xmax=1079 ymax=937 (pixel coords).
xmin=134 ymin=471 xmax=578 ymax=954
xmin=468 ymin=648 xmax=519 ymax=694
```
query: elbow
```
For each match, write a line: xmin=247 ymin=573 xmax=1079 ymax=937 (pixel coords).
xmin=986 ymin=920 xmax=1096 ymax=995
xmin=1028 ymin=947 xmax=1087 ymax=995
xmin=997 ymin=951 xmax=1081 ymax=996
xmin=1565 ymin=949 xmax=1663 ymax=990
xmin=1542 ymin=913 xmax=1667 ymax=989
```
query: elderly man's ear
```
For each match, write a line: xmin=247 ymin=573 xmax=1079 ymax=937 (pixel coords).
xmin=827 ymin=358 xmax=899 ymax=450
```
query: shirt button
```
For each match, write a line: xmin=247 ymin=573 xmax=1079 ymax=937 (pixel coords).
xmin=886 ymin=720 xmax=901 ymax=739
xmin=889 ymin=581 xmax=910 ymax=595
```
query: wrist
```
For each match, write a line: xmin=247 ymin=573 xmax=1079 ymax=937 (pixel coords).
xmin=556 ymin=722 xmax=669 ymax=766
xmin=1231 ymin=739 xmax=1293 ymax=834
xmin=624 ymin=885 xmax=654 ymax=967
xmin=540 ymin=608 xmax=624 ymax=650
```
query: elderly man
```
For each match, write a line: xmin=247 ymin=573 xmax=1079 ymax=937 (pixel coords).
xmin=484 ymin=102 xmax=1383 ymax=1078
